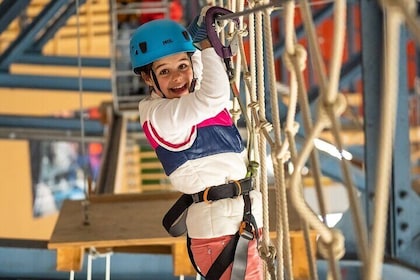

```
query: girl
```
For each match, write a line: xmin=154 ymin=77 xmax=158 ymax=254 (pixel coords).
xmin=129 ymin=18 xmax=263 ymax=280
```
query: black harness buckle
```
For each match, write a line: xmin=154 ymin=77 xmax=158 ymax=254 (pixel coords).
xmin=239 ymin=221 xmax=254 ymax=240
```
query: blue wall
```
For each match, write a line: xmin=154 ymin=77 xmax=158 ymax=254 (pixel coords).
xmin=0 ymin=246 xmax=198 ymax=280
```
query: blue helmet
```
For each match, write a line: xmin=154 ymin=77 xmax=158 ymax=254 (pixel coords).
xmin=130 ymin=19 xmax=196 ymax=74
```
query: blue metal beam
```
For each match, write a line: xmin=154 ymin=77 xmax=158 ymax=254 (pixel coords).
xmin=29 ymin=0 xmax=87 ymax=52
xmin=391 ymin=26 xmax=420 ymax=270
xmin=339 ymin=54 xmax=362 ymax=89
xmin=0 ymin=115 xmax=104 ymax=135
xmin=0 ymin=0 xmax=30 ymax=35
xmin=17 ymin=53 xmax=110 ymax=67
xmin=0 ymin=115 xmax=140 ymax=135
xmin=0 ymin=73 xmax=111 ymax=92
xmin=0 ymin=246 xmax=190 ymax=280
xmin=361 ymin=0 xmax=420 ymax=271
xmin=0 ymin=0 xmax=69 ymax=71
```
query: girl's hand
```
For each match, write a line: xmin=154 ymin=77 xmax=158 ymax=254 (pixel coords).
xmin=197 ymin=39 xmax=212 ymax=50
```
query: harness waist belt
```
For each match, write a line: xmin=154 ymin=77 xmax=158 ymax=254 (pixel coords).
xmin=191 ymin=177 xmax=253 ymax=203
xmin=162 ymin=177 xmax=254 ymax=237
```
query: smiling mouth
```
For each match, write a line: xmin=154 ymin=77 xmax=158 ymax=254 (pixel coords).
xmin=170 ymin=84 xmax=188 ymax=94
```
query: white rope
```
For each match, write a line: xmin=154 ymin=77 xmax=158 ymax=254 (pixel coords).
xmin=391 ymin=0 xmax=420 ymax=45
xmin=76 ymin=0 xmax=86 ymax=184
xmin=365 ymin=1 xmax=403 ymax=279
xmin=75 ymin=0 xmax=90 ymax=231
xmin=286 ymin=1 xmax=371 ymax=279
xmin=247 ymin=1 xmax=275 ymax=279
xmin=247 ymin=2 xmax=260 ymax=184
xmin=231 ymin=0 xmax=243 ymax=126
xmin=325 ymin=0 xmax=346 ymax=103
xmin=296 ymin=0 xmax=330 ymax=227
xmin=263 ymin=4 xmax=295 ymax=280
xmin=282 ymin=0 xmax=320 ymax=278
xmin=211 ymin=1 xmax=386 ymax=279
xmin=86 ymin=247 xmax=114 ymax=280
xmin=317 ymin=0 xmax=370 ymax=267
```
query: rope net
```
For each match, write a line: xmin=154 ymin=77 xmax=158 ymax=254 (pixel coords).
xmin=209 ymin=0 xmax=413 ymax=279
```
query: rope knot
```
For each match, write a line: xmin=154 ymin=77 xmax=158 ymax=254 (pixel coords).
xmin=258 ymin=243 xmax=277 ymax=268
xmin=274 ymin=143 xmax=291 ymax=163
xmin=317 ymin=94 xmax=347 ymax=128
xmin=248 ymin=101 xmax=259 ymax=110
xmin=88 ymin=247 xmax=113 ymax=259
xmin=285 ymin=121 xmax=300 ymax=136
xmin=229 ymin=108 xmax=241 ymax=118
xmin=317 ymin=229 xmax=345 ymax=260
xmin=234 ymin=25 xmax=249 ymax=38
xmin=259 ymin=121 xmax=273 ymax=134
xmin=283 ymin=44 xmax=307 ymax=71
xmin=243 ymin=71 xmax=252 ymax=83
xmin=229 ymin=107 xmax=241 ymax=123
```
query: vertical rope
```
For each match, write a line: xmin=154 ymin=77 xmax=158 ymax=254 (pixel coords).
xmin=248 ymin=2 xmax=260 ymax=188
xmin=297 ymin=0 xmax=329 ymax=227
xmin=365 ymin=2 xmax=402 ymax=279
xmin=282 ymin=0 xmax=319 ymax=278
xmin=263 ymin=4 xmax=294 ymax=280
xmin=287 ymin=1 xmax=351 ymax=278
xmin=252 ymin=1 xmax=272 ymax=279
xmin=325 ymin=0 xmax=346 ymax=104
xmin=231 ymin=0 xmax=242 ymax=126
xmin=75 ymin=0 xmax=90 ymax=227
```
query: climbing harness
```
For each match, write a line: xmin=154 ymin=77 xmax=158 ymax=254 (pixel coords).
xmin=162 ymin=177 xmax=259 ymax=279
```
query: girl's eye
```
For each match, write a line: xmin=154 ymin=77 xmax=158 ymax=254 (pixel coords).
xmin=159 ymin=69 xmax=169 ymax=75
xmin=179 ymin=63 xmax=189 ymax=70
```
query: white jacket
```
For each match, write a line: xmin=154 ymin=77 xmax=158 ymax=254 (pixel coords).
xmin=138 ymin=48 xmax=262 ymax=238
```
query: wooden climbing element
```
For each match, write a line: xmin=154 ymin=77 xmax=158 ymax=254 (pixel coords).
xmin=48 ymin=192 xmax=196 ymax=276
xmin=48 ymin=189 xmax=318 ymax=278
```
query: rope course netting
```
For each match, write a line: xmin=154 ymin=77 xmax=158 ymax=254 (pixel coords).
xmin=68 ymin=0 xmax=420 ymax=279
xmin=206 ymin=0 xmax=419 ymax=279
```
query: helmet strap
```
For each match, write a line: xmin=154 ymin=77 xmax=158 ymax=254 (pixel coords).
xmin=189 ymin=78 xmax=197 ymax=93
xmin=188 ymin=56 xmax=197 ymax=93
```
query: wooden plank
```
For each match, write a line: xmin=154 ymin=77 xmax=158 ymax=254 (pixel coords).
xmin=290 ymin=231 xmax=318 ymax=279
xmin=141 ymin=184 xmax=173 ymax=192
xmin=56 ymin=247 xmax=84 ymax=271
xmin=141 ymin=173 xmax=167 ymax=180
xmin=48 ymin=196 xmax=183 ymax=249
xmin=10 ymin=64 xmax=111 ymax=78
xmin=269 ymin=230 xmax=318 ymax=279
xmin=172 ymin=241 xmax=196 ymax=276
xmin=141 ymin=162 xmax=164 ymax=169
xmin=140 ymin=151 xmax=159 ymax=157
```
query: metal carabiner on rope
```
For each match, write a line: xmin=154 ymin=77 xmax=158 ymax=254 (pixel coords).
xmin=205 ymin=6 xmax=240 ymax=80
xmin=205 ymin=6 xmax=239 ymax=59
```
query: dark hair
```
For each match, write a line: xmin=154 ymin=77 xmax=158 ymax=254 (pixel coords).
xmin=134 ymin=52 xmax=194 ymax=75
xmin=134 ymin=63 xmax=153 ymax=75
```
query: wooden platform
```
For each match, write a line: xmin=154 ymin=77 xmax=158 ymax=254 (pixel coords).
xmin=48 ymin=192 xmax=197 ymax=276
xmin=48 ymin=190 xmax=317 ymax=278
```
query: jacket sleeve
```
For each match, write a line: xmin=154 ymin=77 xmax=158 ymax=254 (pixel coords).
xmin=140 ymin=48 xmax=231 ymax=140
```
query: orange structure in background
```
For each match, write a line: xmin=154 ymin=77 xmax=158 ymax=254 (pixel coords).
xmin=138 ymin=0 xmax=183 ymax=24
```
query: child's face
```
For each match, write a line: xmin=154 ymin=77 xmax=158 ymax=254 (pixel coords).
xmin=145 ymin=52 xmax=194 ymax=99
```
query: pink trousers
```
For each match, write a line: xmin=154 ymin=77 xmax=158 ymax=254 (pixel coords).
xmin=190 ymin=234 xmax=263 ymax=280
